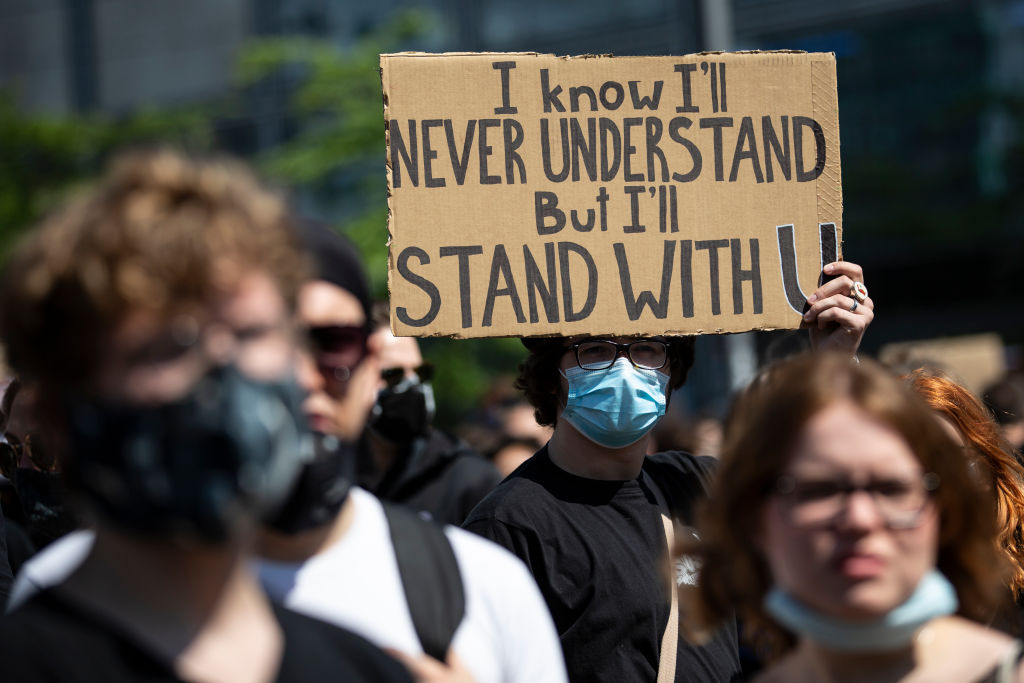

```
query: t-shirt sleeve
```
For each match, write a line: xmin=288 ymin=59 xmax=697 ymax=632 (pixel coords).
xmin=451 ymin=460 xmax=504 ymax=526
xmin=462 ymin=515 xmax=521 ymax=556
xmin=693 ymin=454 xmax=719 ymax=480
xmin=464 ymin=509 xmax=550 ymax=577
xmin=645 ymin=451 xmax=718 ymax=526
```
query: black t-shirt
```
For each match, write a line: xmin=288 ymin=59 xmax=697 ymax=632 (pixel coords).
xmin=463 ymin=446 xmax=741 ymax=683
xmin=0 ymin=588 xmax=413 ymax=682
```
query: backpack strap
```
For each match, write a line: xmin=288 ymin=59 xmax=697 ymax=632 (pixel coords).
xmin=383 ymin=502 xmax=466 ymax=662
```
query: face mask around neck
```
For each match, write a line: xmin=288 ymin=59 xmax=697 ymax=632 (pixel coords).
xmin=559 ymin=357 xmax=669 ymax=449
xmin=764 ymin=568 xmax=958 ymax=652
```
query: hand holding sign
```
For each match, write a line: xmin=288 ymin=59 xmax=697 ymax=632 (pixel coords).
xmin=803 ymin=260 xmax=873 ymax=355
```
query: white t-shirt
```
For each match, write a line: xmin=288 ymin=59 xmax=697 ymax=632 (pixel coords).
xmin=257 ymin=487 xmax=567 ymax=683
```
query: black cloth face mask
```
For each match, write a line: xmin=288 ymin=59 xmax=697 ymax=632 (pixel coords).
xmin=371 ymin=378 xmax=435 ymax=445
xmin=262 ymin=432 xmax=355 ymax=534
xmin=63 ymin=364 xmax=311 ymax=543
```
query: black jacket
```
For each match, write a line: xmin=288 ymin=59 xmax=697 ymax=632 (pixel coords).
xmin=362 ymin=429 xmax=503 ymax=526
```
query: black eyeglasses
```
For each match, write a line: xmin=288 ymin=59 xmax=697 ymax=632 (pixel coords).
xmin=565 ymin=339 xmax=670 ymax=371
xmin=381 ymin=362 xmax=434 ymax=388
xmin=0 ymin=432 xmax=56 ymax=478
xmin=305 ymin=325 xmax=367 ymax=379
xmin=773 ymin=472 xmax=939 ymax=530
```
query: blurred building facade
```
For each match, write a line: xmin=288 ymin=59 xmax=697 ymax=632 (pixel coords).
xmin=2 ymin=0 xmax=1022 ymax=408
xmin=0 ymin=0 xmax=248 ymax=113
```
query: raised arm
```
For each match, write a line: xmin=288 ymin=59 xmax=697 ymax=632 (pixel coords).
xmin=803 ymin=260 xmax=874 ymax=356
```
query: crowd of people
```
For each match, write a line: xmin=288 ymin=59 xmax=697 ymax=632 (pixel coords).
xmin=0 ymin=147 xmax=1020 ymax=683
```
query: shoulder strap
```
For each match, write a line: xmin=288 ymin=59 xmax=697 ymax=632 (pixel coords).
xmin=644 ymin=472 xmax=679 ymax=683
xmin=658 ymin=511 xmax=679 ymax=683
xmin=383 ymin=502 xmax=466 ymax=662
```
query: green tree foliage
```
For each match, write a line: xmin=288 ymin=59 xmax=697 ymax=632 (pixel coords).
xmin=237 ymin=12 xmax=529 ymax=431
xmin=235 ymin=11 xmax=435 ymax=296
xmin=0 ymin=95 xmax=212 ymax=255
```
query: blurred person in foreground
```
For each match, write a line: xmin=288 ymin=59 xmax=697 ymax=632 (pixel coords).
xmin=254 ymin=223 xmax=567 ymax=683
xmin=904 ymin=368 xmax=1024 ymax=630
xmin=0 ymin=149 xmax=411 ymax=682
xmin=689 ymin=353 xmax=1020 ymax=682
xmin=360 ymin=302 xmax=502 ymax=525
xmin=2 ymin=196 xmax=565 ymax=682
xmin=463 ymin=260 xmax=873 ymax=682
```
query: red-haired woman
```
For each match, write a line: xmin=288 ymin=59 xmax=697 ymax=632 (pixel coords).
xmin=905 ymin=368 xmax=1024 ymax=623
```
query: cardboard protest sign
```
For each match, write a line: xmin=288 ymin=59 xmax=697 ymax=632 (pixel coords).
xmin=381 ymin=51 xmax=842 ymax=338
xmin=880 ymin=334 xmax=1006 ymax=398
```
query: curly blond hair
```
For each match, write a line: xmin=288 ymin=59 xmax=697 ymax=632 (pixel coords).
xmin=0 ymin=148 xmax=308 ymax=389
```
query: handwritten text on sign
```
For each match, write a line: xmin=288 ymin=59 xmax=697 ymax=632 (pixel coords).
xmin=382 ymin=52 xmax=842 ymax=338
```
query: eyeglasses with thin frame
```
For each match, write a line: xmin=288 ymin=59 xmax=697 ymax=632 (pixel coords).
xmin=773 ymin=472 xmax=939 ymax=530
xmin=564 ymin=339 xmax=670 ymax=371
xmin=381 ymin=362 xmax=434 ymax=388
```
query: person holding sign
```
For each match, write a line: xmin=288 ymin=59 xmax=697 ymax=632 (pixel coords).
xmin=463 ymin=260 xmax=873 ymax=682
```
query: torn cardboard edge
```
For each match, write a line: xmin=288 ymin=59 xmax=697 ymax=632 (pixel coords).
xmin=380 ymin=49 xmax=814 ymax=59
xmin=408 ymin=323 xmax=802 ymax=341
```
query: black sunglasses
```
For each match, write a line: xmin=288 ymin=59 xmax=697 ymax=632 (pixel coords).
xmin=0 ymin=432 xmax=56 ymax=478
xmin=305 ymin=325 xmax=368 ymax=375
xmin=381 ymin=362 xmax=434 ymax=388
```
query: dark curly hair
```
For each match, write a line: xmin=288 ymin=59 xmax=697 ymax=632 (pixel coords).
xmin=515 ymin=335 xmax=696 ymax=427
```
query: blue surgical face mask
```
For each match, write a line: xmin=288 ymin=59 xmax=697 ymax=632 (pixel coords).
xmin=560 ymin=357 xmax=669 ymax=449
xmin=763 ymin=568 xmax=958 ymax=652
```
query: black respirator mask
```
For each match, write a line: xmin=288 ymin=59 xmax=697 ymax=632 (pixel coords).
xmin=63 ymin=364 xmax=312 ymax=543
xmin=262 ymin=432 xmax=356 ymax=534
xmin=370 ymin=374 xmax=436 ymax=444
